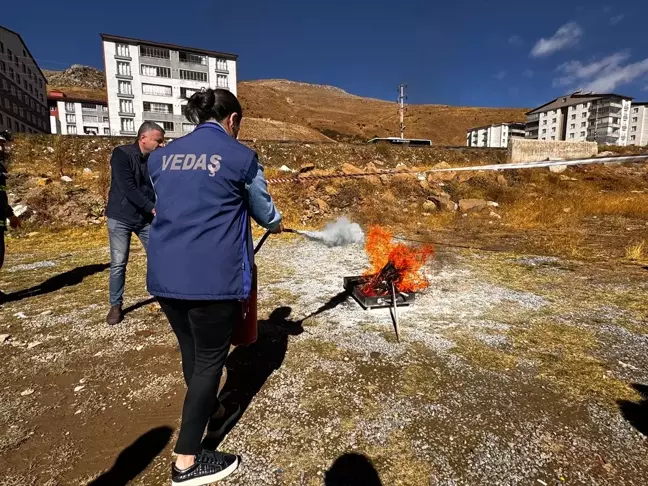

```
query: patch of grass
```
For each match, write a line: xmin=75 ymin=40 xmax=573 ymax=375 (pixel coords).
xmin=625 ymin=240 xmax=645 ymax=261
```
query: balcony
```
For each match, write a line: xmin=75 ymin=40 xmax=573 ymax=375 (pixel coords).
xmin=116 ymin=73 xmax=133 ymax=80
xmin=118 ymin=111 xmax=135 ymax=117
xmin=117 ymin=92 xmax=134 ymax=99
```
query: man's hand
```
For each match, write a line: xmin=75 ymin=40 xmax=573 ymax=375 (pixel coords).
xmin=152 ymin=208 xmax=156 ymax=217
xmin=269 ymin=222 xmax=284 ymax=234
xmin=8 ymin=215 xmax=21 ymax=229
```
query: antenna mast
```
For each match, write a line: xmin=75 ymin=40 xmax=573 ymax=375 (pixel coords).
xmin=398 ymin=83 xmax=407 ymax=139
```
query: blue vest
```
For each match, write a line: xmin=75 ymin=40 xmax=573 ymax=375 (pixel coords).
xmin=146 ymin=123 xmax=255 ymax=300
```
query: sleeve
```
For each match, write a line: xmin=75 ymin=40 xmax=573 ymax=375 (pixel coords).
xmin=0 ymin=172 xmax=12 ymax=218
xmin=244 ymin=155 xmax=282 ymax=230
xmin=110 ymin=148 xmax=155 ymax=213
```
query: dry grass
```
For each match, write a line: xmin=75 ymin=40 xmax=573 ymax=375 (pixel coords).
xmin=625 ymin=240 xmax=646 ymax=261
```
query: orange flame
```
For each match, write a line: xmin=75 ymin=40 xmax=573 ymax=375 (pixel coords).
xmin=362 ymin=226 xmax=434 ymax=294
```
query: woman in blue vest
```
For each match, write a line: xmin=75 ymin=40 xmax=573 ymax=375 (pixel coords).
xmin=147 ymin=88 xmax=283 ymax=485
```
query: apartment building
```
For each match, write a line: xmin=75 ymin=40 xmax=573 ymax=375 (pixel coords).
xmin=100 ymin=34 xmax=237 ymax=138
xmin=466 ymin=122 xmax=525 ymax=148
xmin=0 ymin=25 xmax=49 ymax=134
xmin=48 ymin=90 xmax=110 ymax=135
xmin=525 ymin=92 xmax=632 ymax=146
xmin=628 ymin=102 xmax=648 ymax=146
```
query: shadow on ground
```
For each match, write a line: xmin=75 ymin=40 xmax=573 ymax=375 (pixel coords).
xmin=1 ymin=263 xmax=109 ymax=304
xmin=87 ymin=426 xmax=172 ymax=486
xmin=123 ymin=297 xmax=157 ymax=317
xmin=618 ymin=383 xmax=648 ymax=437
xmin=324 ymin=453 xmax=384 ymax=485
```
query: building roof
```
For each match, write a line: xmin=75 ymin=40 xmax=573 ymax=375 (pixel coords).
xmin=526 ymin=92 xmax=633 ymax=115
xmin=0 ymin=25 xmax=48 ymax=82
xmin=466 ymin=122 xmax=525 ymax=133
xmin=47 ymin=88 xmax=107 ymax=104
xmin=632 ymin=101 xmax=648 ymax=106
xmin=99 ymin=33 xmax=238 ymax=60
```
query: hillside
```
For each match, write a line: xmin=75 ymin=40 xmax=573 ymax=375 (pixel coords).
xmin=238 ymin=80 xmax=528 ymax=145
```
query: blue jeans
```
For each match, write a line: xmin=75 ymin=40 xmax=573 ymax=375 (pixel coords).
xmin=107 ymin=218 xmax=150 ymax=306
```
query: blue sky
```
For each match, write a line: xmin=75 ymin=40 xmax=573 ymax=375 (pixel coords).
xmin=4 ymin=0 xmax=647 ymax=107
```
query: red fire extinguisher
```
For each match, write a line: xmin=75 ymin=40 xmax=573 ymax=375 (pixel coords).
xmin=231 ymin=230 xmax=272 ymax=347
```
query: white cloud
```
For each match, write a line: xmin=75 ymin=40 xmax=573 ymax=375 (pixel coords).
xmin=530 ymin=22 xmax=583 ymax=58
xmin=553 ymin=51 xmax=648 ymax=92
xmin=494 ymin=70 xmax=508 ymax=80
xmin=610 ymin=14 xmax=625 ymax=25
xmin=508 ymin=35 xmax=523 ymax=46
xmin=522 ymin=69 xmax=534 ymax=78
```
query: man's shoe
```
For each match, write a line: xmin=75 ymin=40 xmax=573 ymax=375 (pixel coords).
xmin=205 ymin=401 xmax=241 ymax=440
xmin=106 ymin=305 xmax=123 ymax=326
xmin=172 ymin=450 xmax=239 ymax=485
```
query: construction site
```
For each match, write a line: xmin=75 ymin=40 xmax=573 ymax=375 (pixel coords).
xmin=1 ymin=54 xmax=648 ymax=486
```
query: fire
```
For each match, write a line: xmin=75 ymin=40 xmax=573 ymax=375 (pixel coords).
xmin=361 ymin=226 xmax=434 ymax=296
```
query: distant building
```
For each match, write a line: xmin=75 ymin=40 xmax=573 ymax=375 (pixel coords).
xmin=100 ymin=34 xmax=238 ymax=138
xmin=0 ymin=25 xmax=49 ymax=134
xmin=628 ymin=102 xmax=648 ymax=146
xmin=525 ymin=92 xmax=633 ymax=146
xmin=48 ymin=90 xmax=109 ymax=135
xmin=465 ymin=122 xmax=525 ymax=148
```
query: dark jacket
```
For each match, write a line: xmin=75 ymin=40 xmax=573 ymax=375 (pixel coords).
xmin=105 ymin=143 xmax=156 ymax=226
xmin=146 ymin=122 xmax=280 ymax=300
xmin=1 ymin=145 xmax=14 ymax=231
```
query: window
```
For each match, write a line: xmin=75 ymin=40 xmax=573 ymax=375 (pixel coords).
xmin=119 ymin=99 xmax=134 ymax=113
xmin=582 ymin=113 xmax=587 ymax=118
xmin=118 ymin=81 xmax=132 ymax=95
xmin=121 ymin=118 xmax=135 ymax=132
xmin=104 ymin=127 xmax=111 ymax=135
xmin=103 ymin=116 xmax=110 ymax=123
xmin=116 ymin=43 xmax=131 ymax=58
xmin=569 ymin=133 xmax=574 ymax=139
xmin=117 ymin=61 xmax=131 ymax=76
xmin=632 ymin=117 xmax=638 ymax=123
xmin=571 ymin=114 xmax=576 ymax=120
xmin=82 ymin=103 xmax=97 ymax=110
xmin=146 ymin=120 xmax=174 ymax=131
xmin=180 ymin=87 xmax=204 ymax=99
xmin=1 ymin=80 xmax=6 ymax=90
xmin=179 ymin=51 xmax=207 ymax=65
xmin=66 ymin=114 xmax=76 ymax=123
xmin=551 ymin=136 xmax=555 ymax=140
xmin=580 ymin=131 xmax=585 ymax=137
xmin=542 ymin=120 xmax=547 ymax=125
xmin=8 ymin=67 xmax=14 ymax=80
xmin=542 ymin=129 xmax=546 ymax=134
xmin=65 ymin=102 xmax=75 ymax=112
xmin=142 ymin=83 xmax=172 ymax=96
xmin=630 ymin=135 xmax=636 ymax=141
xmin=581 ymin=122 xmax=586 ymax=128
xmin=182 ymin=123 xmax=196 ymax=133
xmin=0 ymin=41 xmax=3 ymax=53
xmin=215 ymin=58 xmax=228 ymax=71
xmin=179 ymin=69 xmax=208 ymax=82
xmin=216 ymin=74 xmax=228 ymax=88
xmin=570 ymin=124 xmax=575 ymax=129
xmin=552 ymin=118 xmax=556 ymax=123
xmin=4 ymin=99 xmax=9 ymax=109
xmin=83 ymin=115 xmax=98 ymax=123
xmin=140 ymin=45 xmax=170 ymax=59
xmin=631 ymin=126 xmax=637 ymax=132
xmin=181 ymin=104 xmax=187 ymax=116
xmin=143 ymin=102 xmax=173 ymax=114
xmin=0 ymin=61 xmax=4 ymax=72
xmin=67 ymin=125 xmax=77 ymax=134
xmin=551 ymin=127 xmax=556 ymax=133
xmin=633 ymin=107 xmax=639 ymax=114
xmin=141 ymin=64 xmax=171 ymax=78
xmin=101 ymin=105 xmax=108 ymax=112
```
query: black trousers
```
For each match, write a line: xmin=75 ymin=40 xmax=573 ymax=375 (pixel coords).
xmin=159 ymin=297 xmax=239 ymax=455
xmin=0 ymin=229 xmax=5 ymax=271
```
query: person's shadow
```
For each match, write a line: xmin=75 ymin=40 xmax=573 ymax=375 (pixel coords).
xmin=87 ymin=426 xmax=172 ymax=485
xmin=324 ymin=453 xmax=384 ymax=485
xmin=618 ymin=383 xmax=648 ymax=437
xmin=1 ymin=263 xmax=109 ymax=304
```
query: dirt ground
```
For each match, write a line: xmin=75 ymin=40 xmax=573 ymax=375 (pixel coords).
xmin=1 ymin=227 xmax=647 ymax=486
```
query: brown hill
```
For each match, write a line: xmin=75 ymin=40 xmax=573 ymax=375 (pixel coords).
xmin=238 ymin=80 xmax=528 ymax=145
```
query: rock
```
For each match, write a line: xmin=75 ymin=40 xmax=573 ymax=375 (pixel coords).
xmin=27 ymin=232 xmax=39 ymax=237
xmin=20 ymin=388 xmax=34 ymax=396
xmin=0 ymin=334 xmax=10 ymax=344
xmin=549 ymin=165 xmax=567 ymax=173
xmin=342 ymin=163 xmax=363 ymax=175
xmin=324 ymin=186 xmax=338 ymax=196
xmin=74 ymin=385 xmax=85 ymax=393
xmin=457 ymin=172 xmax=473 ymax=183
xmin=597 ymin=151 xmax=617 ymax=157
xmin=365 ymin=162 xmax=378 ymax=172
xmin=12 ymin=204 xmax=28 ymax=217
xmin=423 ymin=201 xmax=437 ymax=212
xmin=60 ymin=176 xmax=73 ymax=183
xmin=299 ymin=163 xmax=315 ymax=173
xmin=429 ymin=196 xmax=457 ymax=212
xmin=419 ymin=180 xmax=431 ymax=191
xmin=27 ymin=341 xmax=42 ymax=349
xmin=14 ymin=312 xmax=27 ymax=319
xmin=40 ymin=310 xmax=53 ymax=316
xmin=367 ymin=176 xmax=381 ymax=185
xmin=486 ymin=201 xmax=499 ymax=208
xmin=38 ymin=178 xmax=52 ymax=186
xmin=315 ymin=199 xmax=329 ymax=211
xmin=497 ymin=175 xmax=508 ymax=186
xmin=458 ymin=199 xmax=489 ymax=213
xmin=82 ymin=168 xmax=93 ymax=177
xmin=489 ymin=211 xmax=502 ymax=219
xmin=559 ymin=175 xmax=577 ymax=181
xmin=427 ymin=162 xmax=456 ymax=182
xmin=279 ymin=165 xmax=293 ymax=173
xmin=46 ymin=147 xmax=55 ymax=153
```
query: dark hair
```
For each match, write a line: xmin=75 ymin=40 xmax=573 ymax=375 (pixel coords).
xmin=138 ymin=121 xmax=165 ymax=138
xmin=185 ymin=88 xmax=242 ymax=125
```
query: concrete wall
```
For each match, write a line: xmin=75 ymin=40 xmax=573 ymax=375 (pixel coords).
xmin=508 ymin=138 xmax=598 ymax=163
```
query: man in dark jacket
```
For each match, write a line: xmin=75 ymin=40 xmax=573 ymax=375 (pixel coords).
xmin=105 ymin=122 xmax=165 ymax=325
xmin=1 ymin=132 xmax=21 ymax=285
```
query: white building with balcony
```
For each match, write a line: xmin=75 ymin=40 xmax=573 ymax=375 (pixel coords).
xmin=466 ymin=122 xmax=525 ymax=148
xmin=628 ymin=102 xmax=648 ymax=146
xmin=525 ymin=91 xmax=632 ymax=146
xmin=48 ymin=90 xmax=110 ymax=135
xmin=100 ymin=34 xmax=237 ymax=139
